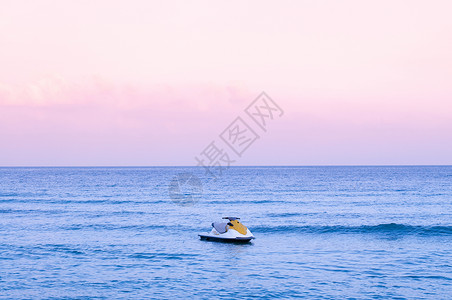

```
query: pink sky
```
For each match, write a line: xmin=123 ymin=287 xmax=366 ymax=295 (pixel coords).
xmin=1 ymin=0 xmax=451 ymax=166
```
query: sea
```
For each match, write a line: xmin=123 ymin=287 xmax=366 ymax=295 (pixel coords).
xmin=1 ymin=166 xmax=451 ymax=299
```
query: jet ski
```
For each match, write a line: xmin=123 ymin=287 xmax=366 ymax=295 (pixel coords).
xmin=198 ymin=217 xmax=255 ymax=243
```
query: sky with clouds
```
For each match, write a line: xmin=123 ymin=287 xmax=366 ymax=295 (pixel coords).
xmin=1 ymin=0 xmax=451 ymax=166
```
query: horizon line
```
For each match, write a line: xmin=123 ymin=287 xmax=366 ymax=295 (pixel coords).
xmin=1 ymin=165 xmax=452 ymax=168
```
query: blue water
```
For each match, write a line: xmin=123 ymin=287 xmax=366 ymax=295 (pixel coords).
xmin=1 ymin=166 xmax=452 ymax=299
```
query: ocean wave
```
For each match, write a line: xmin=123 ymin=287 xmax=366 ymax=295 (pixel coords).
xmin=62 ymin=224 xmax=171 ymax=231
xmin=251 ymin=223 xmax=452 ymax=236
xmin=129 ymin=252 xmax=199 ymax=260
xmin=0 ymin=199 xmax=166 ymax=204
xmin=207 ymin=199 xmax=285 ymax=204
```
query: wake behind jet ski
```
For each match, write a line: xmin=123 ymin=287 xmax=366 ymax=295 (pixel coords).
xmin=198 ymin=217 xmax=255 ymax=243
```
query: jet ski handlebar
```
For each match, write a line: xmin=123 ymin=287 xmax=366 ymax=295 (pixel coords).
xmin=222 ymin=217 xmax=240 ymax=221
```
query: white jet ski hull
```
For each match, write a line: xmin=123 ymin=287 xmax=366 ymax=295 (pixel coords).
xmin=199 ymin=228 xmax=255 ymax=243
